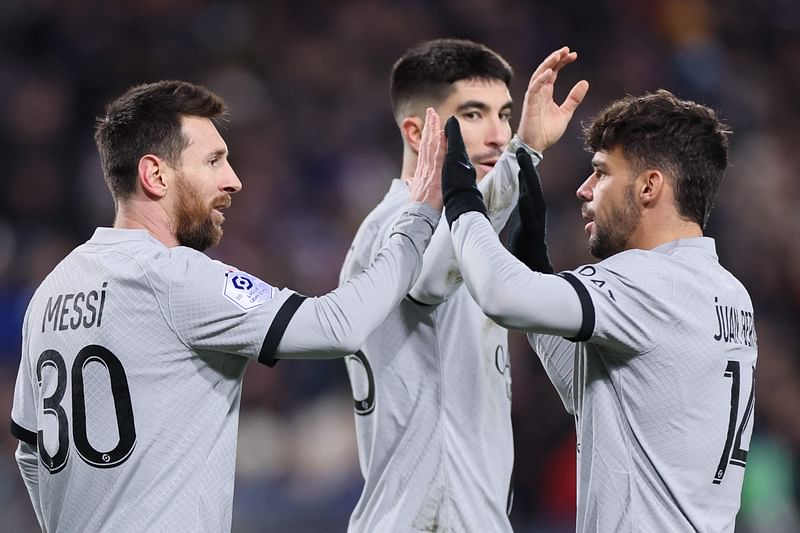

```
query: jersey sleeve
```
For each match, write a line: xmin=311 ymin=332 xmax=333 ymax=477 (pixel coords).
xmin=409 ymin=149 xmax=522 ymax=305
xmin=11 ymin=303 xmax=38 ymax=446
xmin=450 ymin=211 xmax=585 ymax=336
xmin=278 ymin=202 xmax=438 ymax=358
xmin=164 ymin=251 xmax=301 ymax=367
xmin=562 ymin=250 xmax=675 ymax=354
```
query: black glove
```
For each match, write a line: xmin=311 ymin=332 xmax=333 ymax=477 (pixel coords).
xmin=506 ymin=148 xmax=554 ymax=274
xmin=442 ymin=116 xmax=488 ymax=227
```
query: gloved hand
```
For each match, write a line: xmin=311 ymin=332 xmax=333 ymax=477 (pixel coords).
xmin=442 ymin=116 xmax=488 ymax=227
xmin=506 ymin=148 xmax=554 ymax=273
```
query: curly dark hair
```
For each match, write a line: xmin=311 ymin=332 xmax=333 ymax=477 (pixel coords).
xmin=390 ymin=38 xmax=512 ymax=120
xmin=94 ymin=80 xmax=228 ymax=200
xmin=584 ymin=90 xmax=731 ymax=228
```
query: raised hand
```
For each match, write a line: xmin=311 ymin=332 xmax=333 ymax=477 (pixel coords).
xmin=506 ymin=148 xmax=554 ymax=273
xmin=409 ymin=107 xmax=445 ymax=211
xmin=442 ymin=116 xmax=488 ymax=227
xmin=518 ymin=46 xmax=590 ymax=152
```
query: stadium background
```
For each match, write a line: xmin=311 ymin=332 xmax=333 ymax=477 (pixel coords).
xmin=0 ymin=0 xmax=798 ymax=531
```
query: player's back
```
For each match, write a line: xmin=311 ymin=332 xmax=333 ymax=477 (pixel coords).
xmin=341 ymin=181 xmax=513 ymax=532
xmin=16 ymin=228 xmax=249 ymax=532
xmin=567 ymin=238 xmax=757 ymax=532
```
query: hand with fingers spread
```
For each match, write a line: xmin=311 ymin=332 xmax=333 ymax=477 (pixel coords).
xmin=518 ymin=46 xmax=589 ymax=152
xmin=409 ymin=107 xmax=445 ymax=212
xmin=506 ymin=148 xmax=554 ymax=273
xmin=442 ymin=116 xmax=489 ymax=227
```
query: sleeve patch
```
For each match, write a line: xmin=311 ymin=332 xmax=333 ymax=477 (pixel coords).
xmin=223 ymin=270 xmax=274 ymax=311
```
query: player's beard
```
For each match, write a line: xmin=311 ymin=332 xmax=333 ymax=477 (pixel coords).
xmin=174 ymin=174 xmax=222 ymax=251
xmin=588 ymin=182 xmax=641 ymax=259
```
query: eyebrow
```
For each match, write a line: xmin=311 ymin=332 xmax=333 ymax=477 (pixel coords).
xmin=455 ymin=100 xmax=513 ymax=113
xmin=591 ymin=158 xmax=608 ymax=170
xmin=209 ymin=148 xmax=228 ymax=159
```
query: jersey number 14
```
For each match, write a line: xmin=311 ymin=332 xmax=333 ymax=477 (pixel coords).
xmin=713 ymin=360 xmax=755 ymax=484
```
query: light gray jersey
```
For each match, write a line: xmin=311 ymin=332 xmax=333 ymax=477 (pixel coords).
xmin=449 ymin=212 xmax=756 ymax=533
xmin=11 ymin=203 xmax=437 ymax=533
xmin=341 ymin=150 xmax=524 ymax=532
xmin=530 ymin=238 xmax=757 ymax=532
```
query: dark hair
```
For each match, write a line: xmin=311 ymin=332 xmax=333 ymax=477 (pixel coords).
xmin=390 ymin=38 xmax=513 ymax=120
xmin=94 ymin=80 xmax=228 ymax=199
xmin=584 ymin=89 xmax=730 ymax=228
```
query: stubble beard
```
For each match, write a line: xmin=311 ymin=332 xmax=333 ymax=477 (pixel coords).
xmin=174 ymin=174 xmax=222 ymax=251
xmin=588 ymin=183 xmax=641 ymax=260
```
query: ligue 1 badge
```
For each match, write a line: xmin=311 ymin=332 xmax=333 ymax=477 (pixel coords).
xmin=223 ymin=270 xmax=274 ymax=310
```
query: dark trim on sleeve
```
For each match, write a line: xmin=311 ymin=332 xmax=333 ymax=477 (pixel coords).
xmin=258 ymin=293 xmax=307 ymax=367
xmin=558 ymin=272 xmax=595 ymax=342
xmin=11 ymin=420 xmax=37 ymax=447
xmin=406 ymin=294 xmax=435 ymax=307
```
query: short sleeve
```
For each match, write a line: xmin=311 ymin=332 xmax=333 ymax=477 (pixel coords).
xmin=562 ymin=250 xmax=675 ymax=355
xmin=11 ymin=305 xmax=38 ymax=445
xmin=164 ymin=250 xmax=305 ymax=366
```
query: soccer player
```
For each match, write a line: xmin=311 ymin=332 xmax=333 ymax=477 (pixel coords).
xmin=10 ymin=81 xmax=445 ymax=532
xmin=339 ymin=40 xmax=587 ymax=531
xmin=443 ymin=89 xmax=757 ymax=531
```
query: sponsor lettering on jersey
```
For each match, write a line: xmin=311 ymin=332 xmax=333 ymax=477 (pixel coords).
xmin=713 ymin=297 xmax=757 ymax=348
xmin=41 ymin=282 xmax=108 ymax=333
xmin=223 ymin=270 xmax=274 ymax=311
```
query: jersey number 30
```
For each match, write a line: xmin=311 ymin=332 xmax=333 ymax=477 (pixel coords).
xmin=36 ymin=345 xmax=136 ymax=473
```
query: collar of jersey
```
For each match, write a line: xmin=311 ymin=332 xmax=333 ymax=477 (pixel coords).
xmin=90 ymin=227 xmax=165 ymax=247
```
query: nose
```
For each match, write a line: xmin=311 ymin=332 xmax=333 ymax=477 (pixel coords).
xmin=485 ymin=116 xmax=511 ymax=149
xmin=222 ymin=165 xmax=242 ymax=194
xmin=576 ymin=174 xmax=594 ymax=202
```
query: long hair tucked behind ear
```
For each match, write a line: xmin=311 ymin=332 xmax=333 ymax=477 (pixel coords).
xmin=94 ymin=80 xmax=228 ymax=200
xmin=584 ymin=90 xmax=731 ymax=228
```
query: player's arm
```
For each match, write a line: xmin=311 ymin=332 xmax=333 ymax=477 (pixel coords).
xmin=275 ymin=108 xmax=445 ymax=358
xmin=408 ymin=144 xmax=533 ymax=305
xmin=443 ymin=117 xmax=588 ymax=337
xmin=410 ymin=46 xmax=588 ymax=304
xmin=15 ymin=441 xmax=44 ymax=527
xmin=11 ymin=309 xmax=45 ymax=528
xmin=277 ymin=201 xmax=438 ymax=357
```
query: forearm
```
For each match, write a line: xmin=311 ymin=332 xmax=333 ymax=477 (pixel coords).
xmin=451 ymin=211 xmax=584 ymax=335
xmin=16 ymin=441 xmax=44 ymax=528
xmin=409 ymin=149 xmax=525 ymax=304
xmin=278 ymin=203 xmax=438 ymax=357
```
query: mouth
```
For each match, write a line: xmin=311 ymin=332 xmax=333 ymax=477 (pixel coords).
xmin=476 ymin=159 xmax=498 ymax=173
xmin=581 ymin=207 xmax=594 ymax=235
xmin=212 ymin=198 xmax=231 ymax=224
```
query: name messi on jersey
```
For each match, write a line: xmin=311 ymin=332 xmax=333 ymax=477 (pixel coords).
xmin=41 ymin=282 xmax=108 ymax=333
xmin=713 ymin=297 xmax=756 ymax=348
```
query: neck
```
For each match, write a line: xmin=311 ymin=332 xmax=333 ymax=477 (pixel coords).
xmin=399 ymin=144 xmax=418 ymax=184
xmin=628 ymin=210 xmax=703 ymax=251
xmin=114 ymin=198 xmax=179 ymax=248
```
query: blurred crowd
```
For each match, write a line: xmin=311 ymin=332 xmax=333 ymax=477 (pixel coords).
xmin=1 ymin=0 xmax=798 ymax=531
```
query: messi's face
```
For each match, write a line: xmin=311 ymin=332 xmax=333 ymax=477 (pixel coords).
xmin=576 ymin=147 xmax=642 ymax=259
xmin=172 ymin=116 xmax=241 ymax=251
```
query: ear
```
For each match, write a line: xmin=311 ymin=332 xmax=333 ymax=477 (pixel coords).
xmin=400 ymin=116 xmax=424 ymax=154
xmin=137 ymin=154 xmax=170 ymax=199
xmin=638 ymin=169 xmax=665 ymax=207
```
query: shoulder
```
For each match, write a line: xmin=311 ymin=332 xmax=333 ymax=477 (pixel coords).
xmin=567 ymin=248 xmax=674 ymax=296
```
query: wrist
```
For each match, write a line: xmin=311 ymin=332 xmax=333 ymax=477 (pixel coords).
xmin=506 ymin=134 xmax=543 ymax=164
